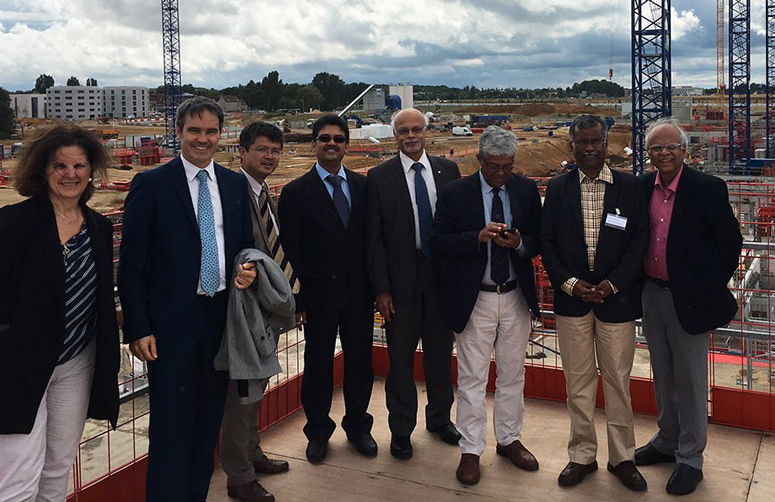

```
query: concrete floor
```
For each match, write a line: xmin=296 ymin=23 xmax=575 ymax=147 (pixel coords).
xmin=206 ymin=378 xmax=775 ymax=502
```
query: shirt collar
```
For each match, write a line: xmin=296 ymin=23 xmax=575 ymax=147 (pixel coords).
xmin=578 ymin=164 xmax=613 ymax=185
xmin=315 ymin=163 xmax=347 ymax=182
xmin=399 ymin=150 xmax=430 ymax=174
xmin=478 ymin=170 xmax=503 ymax=194
xmin=655 ymin=165 xmax=684 ymax=193
xmin=181 ymin=154 xmax=215 ymax=183
xmin=240 ymin=168 xmax=265 ymax=197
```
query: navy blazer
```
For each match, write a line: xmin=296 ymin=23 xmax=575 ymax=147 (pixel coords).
xmin=431 ymin=172 xmax=542 ymax=334
xmin=367 ymin=154 xmax=460 ymax=302
xmin=118 ymin=156 xmax=254 ymax=344
xmin=277 ymin=166 xmax=372 ymax=314
xmin=540 ymin=167 xmax=648 ymax=322
xmin=642 ymin=166 xmax=742 ymax=334
xmin=0 ymin=196 xmax=119 ymax=434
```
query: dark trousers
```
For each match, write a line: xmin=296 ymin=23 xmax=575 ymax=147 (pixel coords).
xmin=385 ymin=255 xmax=454 ymax=436
xmin=146 ymin=292 xmax=229 ymax=502
xmin=301 ymin=298 xmax=374 ymax=441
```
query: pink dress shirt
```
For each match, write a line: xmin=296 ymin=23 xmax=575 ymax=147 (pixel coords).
xmin=644 ymin=167 xmax=683 ymax=280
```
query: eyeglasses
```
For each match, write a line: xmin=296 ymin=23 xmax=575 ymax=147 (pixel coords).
xmin=252 ymin=146 xmax=282 ymax=156
xmin=396 ymin=126 xmax=425 ymax=136
xmin=481 ymin=159 xmax=514 ymax=173
xmin=573 ymin=138 xmax=605 ymax=147
xmin=316 ymin=134 xmax=347 ymax=144
xmin=647 ymin=143 xmax=683 ymax=155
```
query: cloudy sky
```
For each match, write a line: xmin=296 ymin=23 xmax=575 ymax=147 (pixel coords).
xmin=0 ymin=0 xmax=771 ymax=92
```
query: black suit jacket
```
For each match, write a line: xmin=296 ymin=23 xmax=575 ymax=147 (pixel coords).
xmin=642 ymin=166 xmax=742 ymax=334
xmin=367 ymin=154 xmax=460 ymax=301
xmin=118 ymin=156 xmax=254 ymax=344
xmin=278 ymin=166 xmax=372 ymax=313
xmin=0 ymin=196 xmax=119 ymax=434
xmin=431 ymin=172 xmax=542 ymax=333
xmin=540 ymin=167 xmax=648 ymax=322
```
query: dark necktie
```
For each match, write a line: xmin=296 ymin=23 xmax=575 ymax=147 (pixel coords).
xmin=412 ymin=162 xmax=433 ymax=258
xmin=326 ymin=174 xmax=350 ymax=228
xmin=490 ymin=186 xmax=509 ymax=285
xmin=258 ymin=186 xmax=299 ymax=294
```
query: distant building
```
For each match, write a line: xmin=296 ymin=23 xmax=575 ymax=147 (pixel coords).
xmin=218 ymin=95 xmax=248 ymax=113
xmin=363 ymin=88 xmax=386 ymax=114
xmin=46 ymin=86 xmax=104 ymax=121
xmin=389 ymin=84 xmax=414 ymax=110
xmin=673 ymin=86 xmax=704 ymax=97
xmin=12 ymin=94 xmax=46 ymax=118
xmin=103 ymin=86 xmax=149 ymax=118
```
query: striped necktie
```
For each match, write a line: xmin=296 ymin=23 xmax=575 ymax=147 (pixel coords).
xmin=259 ymin=186 xmax=300 ymax=294
xmin=490 ymin=186 xmax=510 ymax=285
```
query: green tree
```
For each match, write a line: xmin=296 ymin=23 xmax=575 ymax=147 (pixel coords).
xmin=67 ymin=76 xmax=81 ymax=86
xmin=0 ymin=87 xmax=15 ymax=140
xmin=261 ymin=71 xmax=284 ymax=111
xmin=86 ymin=77 xmax=98 ymax=86
xmin=312 ymin=72 xmax=346 ymax=111
xmin=296 ymin=84 xmax=323 ymax=111
xmin=34 ymin=74 xmax=55 ymax=94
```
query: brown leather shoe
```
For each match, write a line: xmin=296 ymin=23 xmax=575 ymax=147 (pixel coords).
xmin=496 ymin=440 xmax=539 ymax=471
xmin=456 ymin=454 xmax=480 ymax=485
xmin=608 ymin=461 xmax=648 ymax=492
xmin=253 ymin=454 xmax=289 ymax=475
xmin=227 ymin=480 xmax=275 ymax=502
xmin=558 ymin=461 xmax=598 ymax=487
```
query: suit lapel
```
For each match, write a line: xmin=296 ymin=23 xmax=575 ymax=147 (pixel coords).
xmin=168 ymin=157 xmax=198 ymax=230
xmin=389 ymin=157 xmax=416 ymax=233
xmin=566 ymin=171 xmax=585 ymax=242
xmin=468 ymin=173 xmax=486 ymax=227
xmin=667 ymin=165 xmax=691 ymax=243
xmin=35 ymin=197 xmax=66 ymax=309
xmin=306 ymin=166 xmax=347 ymax=233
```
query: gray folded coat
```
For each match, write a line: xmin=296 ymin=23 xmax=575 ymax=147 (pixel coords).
xmin=214 ymin=248 xmax=296 ymax=404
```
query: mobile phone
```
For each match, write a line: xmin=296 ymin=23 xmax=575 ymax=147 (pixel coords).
xmin=499 ymin=228 xmax=517 ymax=238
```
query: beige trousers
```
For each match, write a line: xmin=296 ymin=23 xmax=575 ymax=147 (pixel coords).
xmin=556 ymin=311 xmax=636 ymax=466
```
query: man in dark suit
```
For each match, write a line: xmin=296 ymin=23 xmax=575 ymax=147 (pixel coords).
xmin=219 ymin=122 xmax=293 ymax=502
xmin=635 ymin=118 xmax=742 ymax=495
xmin=277 ymin=114 xmax=376 ymax=464
xmin=367 ymin=108 xmax=461 ymax=459
xmin=432 ymin=126 xmax=542 ymax=486
xmin=119 ymin=97 xmax=257 ymax=502
xmin=540 ymin=114 xmax=648 ymax=491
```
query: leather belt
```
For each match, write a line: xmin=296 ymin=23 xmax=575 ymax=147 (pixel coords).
xmin=647 ymin=275 xmax=670 ymax=289
xmin=480 ymin=280 xmax=518 ymax=294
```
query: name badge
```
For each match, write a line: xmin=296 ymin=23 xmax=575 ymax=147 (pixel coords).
xmin=605 ymin=213 xmax=627 ymax=230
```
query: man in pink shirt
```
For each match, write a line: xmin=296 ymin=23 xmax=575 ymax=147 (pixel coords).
xmin=635 ymin=118 xmax=742 ymax=496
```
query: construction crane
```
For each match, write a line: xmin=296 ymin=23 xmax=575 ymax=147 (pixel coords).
xmin=631 ymin=0 xmax=672 ymax=176
xmin=717 ymin=0 xmax=726 ymax=114
xmin=729 ymin=0 xmax=751 ymax=174
xmin=161 ymin=0 xmax=182 ymax=154
xmin=767 ymin=0 xmax=775 ymax=157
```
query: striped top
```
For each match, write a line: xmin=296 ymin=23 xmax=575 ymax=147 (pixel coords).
xmin=58 ymin=223 xmax=98 ymax=364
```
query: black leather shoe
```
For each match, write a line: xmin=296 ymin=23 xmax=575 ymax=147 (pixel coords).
xmin=558 ymin=461 xmax=598 ymax=487
xmin=635 ymin=443 xmax=676 ymax=466
xmin=253 ymin=454 xmax=289 ymax=474
xmin=390 ymin=435 xmax=413 ymax=459
xmin=427 ymin=422 xmax=462 ymax=445
xmin=666 ymin=463 xmax=703 ymax=495
xmin=227 ymin=480 xmax=275 ymax=502
xmin=608 ymin=461 xmax=648 ymax=491
xmin=305 ymin=439 xmax=328 ymax=463
xmin=347 ymin=433 xmax=378 ymax=457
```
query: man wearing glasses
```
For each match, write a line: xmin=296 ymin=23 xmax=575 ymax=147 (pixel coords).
xmin=367 ymin=108 xmax=461 ymax=460
xmin=635 ymin=118 xmax=741 ymax=495
xmin=278 ymin=114 xmax=376 ymax=464
xmin=219 ymin=122 xmax=293 ymax=502
xmin=432 ymin=126 xmax=542 ymax=485
xmin=541 ymin=114 xmax=648 ymax=491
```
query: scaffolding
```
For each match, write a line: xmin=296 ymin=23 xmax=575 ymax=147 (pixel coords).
xmin=631 ymin=0 xmax=672 ymax=176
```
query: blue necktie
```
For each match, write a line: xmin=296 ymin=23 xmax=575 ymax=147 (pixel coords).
xmin=326 ymin=174 xmax=350 ymax=228
xmin=412 ymin=162 xmax=433 ymax=258
xmin=197 ymin=170 xmax=219 ymax=296
xmin=490 ymin=186 xmax=509 ymax=285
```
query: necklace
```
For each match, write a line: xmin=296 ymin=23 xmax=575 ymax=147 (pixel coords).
xmin=53 ymin=207 xmax=80 ymax=225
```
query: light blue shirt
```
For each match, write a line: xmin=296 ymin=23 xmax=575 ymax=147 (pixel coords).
xmin=479 ymin=171 xmax=523 ymax=285
xmin=315 ymin=163 xmax=352 ymax=208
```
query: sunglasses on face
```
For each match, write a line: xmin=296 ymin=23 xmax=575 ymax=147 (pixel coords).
xmin=316 ymin=134 xmax=346 ymax=144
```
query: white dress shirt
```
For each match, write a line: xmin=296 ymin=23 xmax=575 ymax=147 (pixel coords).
xmin=399 ymin=150 xmax=438 ymax=250
xmin=182 ymin=155 xmax=227 ymax=294
xmin=241 ymin=169 xmax=279 ymax=235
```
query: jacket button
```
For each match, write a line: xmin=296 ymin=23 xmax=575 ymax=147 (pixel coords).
xmin=261 ymin=336 xmax=265 ymax=340
xmin=333 ymin=274 xmax=337 ymax=279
